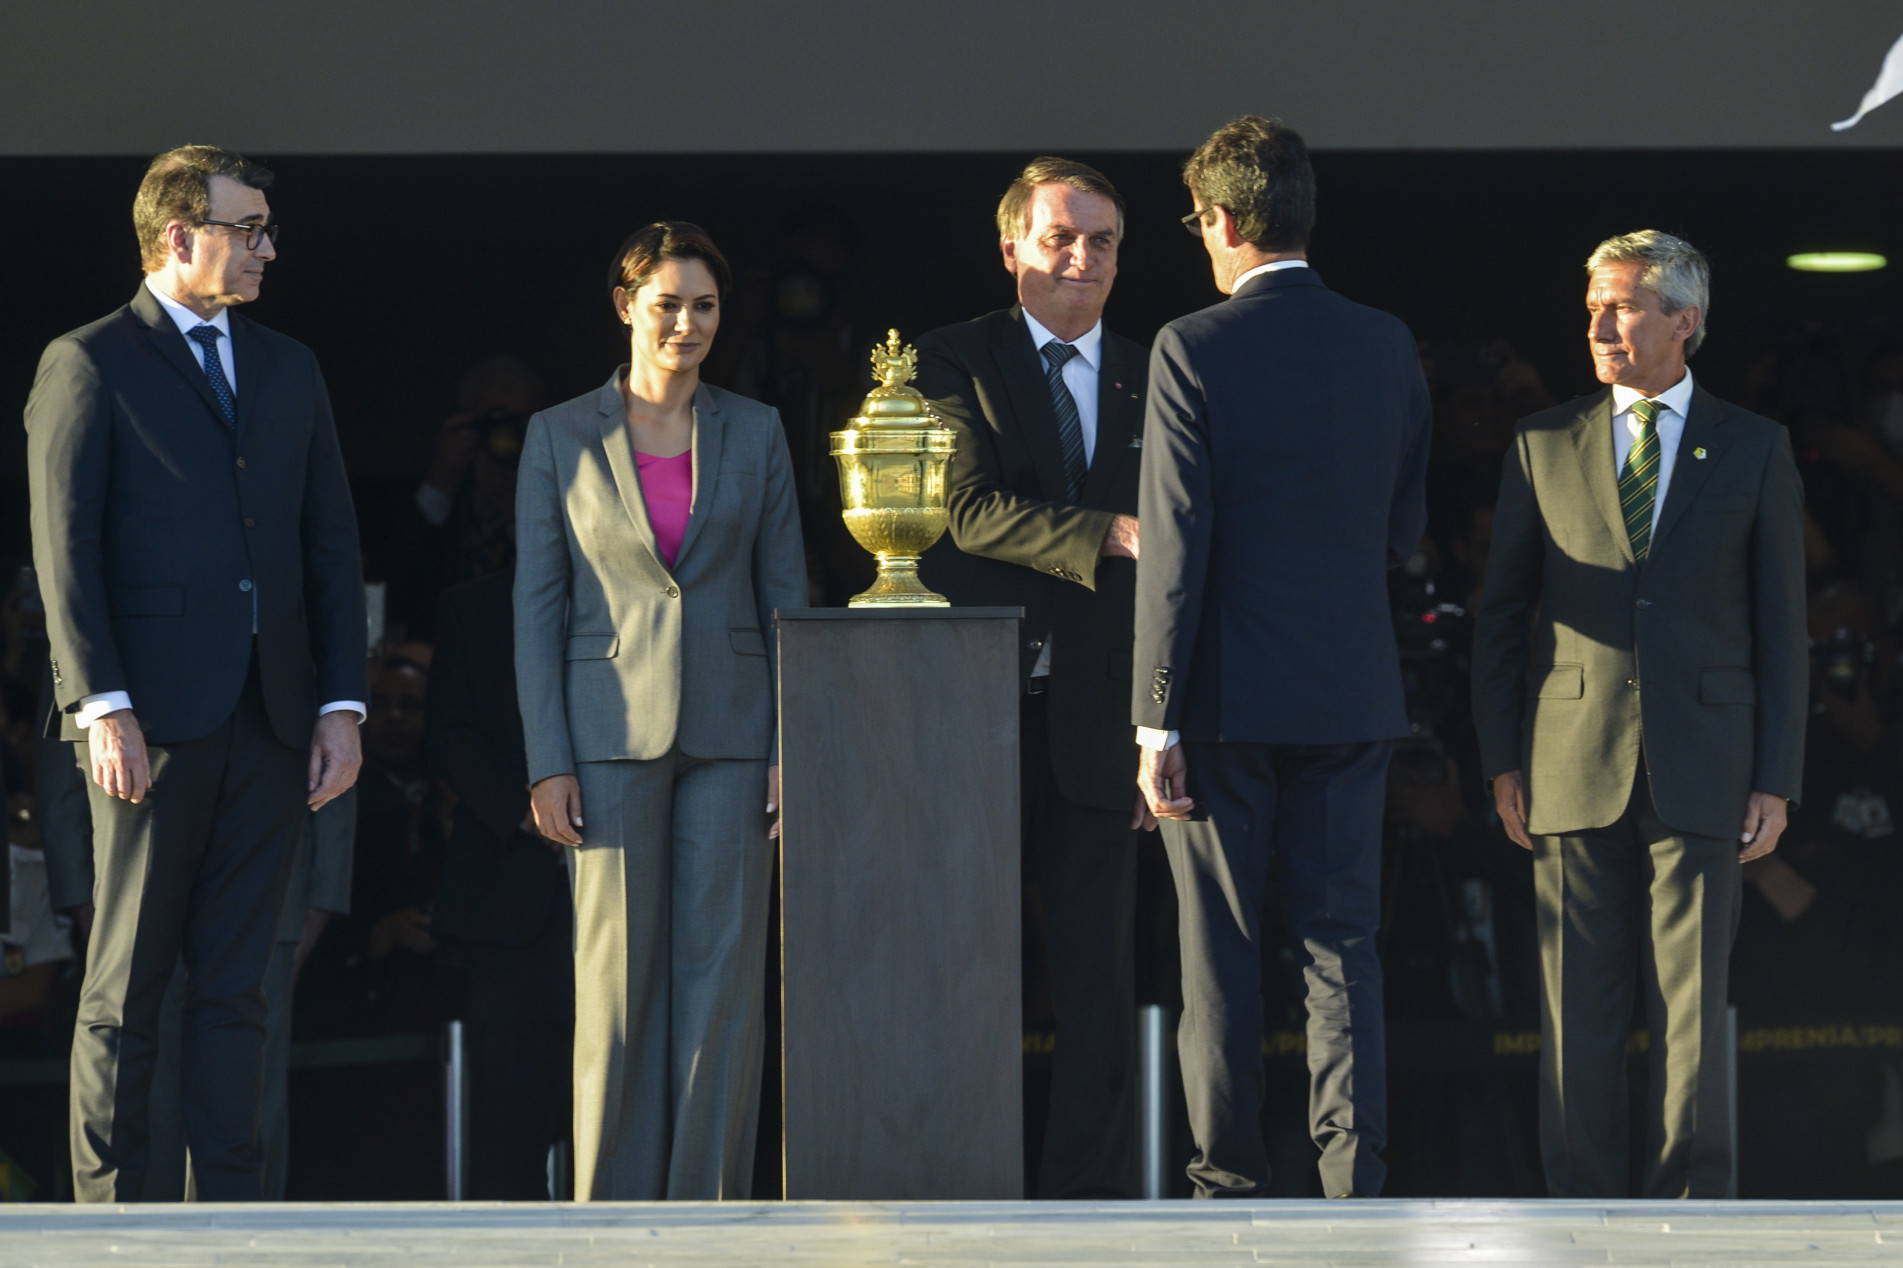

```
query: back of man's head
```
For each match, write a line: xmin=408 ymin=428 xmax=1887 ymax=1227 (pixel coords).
xmin=133 ymin=145 xmax=273 ymax=272
xmin=1183 ymin=116 xmax=1315 ymax=253
xmin=995 ymin=156 xmax=1126 ymax=242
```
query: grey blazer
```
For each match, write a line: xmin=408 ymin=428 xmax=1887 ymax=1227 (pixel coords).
xmin=514 ymin=373 xmax=806 ymax=785
xmin=1471 ymin=385 xmax=1808 ymax=841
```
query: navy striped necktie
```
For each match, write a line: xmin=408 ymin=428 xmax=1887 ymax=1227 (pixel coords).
xmin=1040 ymin=341 xmax=1088 ymax=503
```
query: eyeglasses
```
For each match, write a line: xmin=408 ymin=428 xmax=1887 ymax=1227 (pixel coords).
xmin=1180 ymin=207 xmax=1212 ymax=237
xmin=200 ymin=219 xmax=280 ymax=250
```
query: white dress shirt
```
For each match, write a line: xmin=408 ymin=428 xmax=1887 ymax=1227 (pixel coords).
xmin=1021 ymin=309 xmax=1103 ymax=464
xmin=1228 ymin=258 xmax=1309 ymax=293
xmin=74 ymin=280 xmax=364 ymax=728
xmin=1611 ymin=369 xmax=1695 ymax=537
xmin=1020 ymin=311 xmax=1104 ymax=681
xmin=1136 ymin=261 xmax=1309 ymax=752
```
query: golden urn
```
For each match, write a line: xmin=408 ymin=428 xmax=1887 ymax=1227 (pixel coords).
xmin=830 ymin=330 xmax=959 ymax=607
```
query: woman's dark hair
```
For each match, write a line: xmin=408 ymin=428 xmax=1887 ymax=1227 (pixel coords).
xmin=607 ymin=221 xmax=732 ymax=302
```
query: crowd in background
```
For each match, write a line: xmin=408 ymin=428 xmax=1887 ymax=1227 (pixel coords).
xmin=3 ymin=213 xmax=1903 ymax=1202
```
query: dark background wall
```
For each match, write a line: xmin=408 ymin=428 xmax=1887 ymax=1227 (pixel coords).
xmin=3 ymin=145 xmax=1900 ymax=564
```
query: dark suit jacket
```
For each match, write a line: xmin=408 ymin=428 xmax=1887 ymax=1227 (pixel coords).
xmin=1471 ymin=385 xmax=1808 ymax=840
xmin=428 ymin=567 xmax=566 ymax=947
xmin=915 ymin=307 xmax=1147 ymax=812
xmin=26 ymin=284 xmax=367 ymax=746
xmin=1132 ymin=268 xmax=1431 ymax=743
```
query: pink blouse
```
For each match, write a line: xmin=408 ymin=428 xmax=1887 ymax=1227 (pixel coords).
xmin=635 ymin=449 xmax=693 ymax=568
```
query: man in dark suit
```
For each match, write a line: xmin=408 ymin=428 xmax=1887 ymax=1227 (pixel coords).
xmin=428 ymin=566 xmax=574 ymax=1200
xmin=915 ymin=157 xmax=1146 ymax=1199
xmin=1134 ymin=117 xmax=1431 ymax=1199
xmin=1471 ymin=230 xmax=1806 ymax=1198
xmin=26 ymin=145 xmax=366 ymax=1202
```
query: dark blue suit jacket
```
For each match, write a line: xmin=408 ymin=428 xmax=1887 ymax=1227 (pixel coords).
xmin=1133 ymin=267 xmax=1431 ymax=743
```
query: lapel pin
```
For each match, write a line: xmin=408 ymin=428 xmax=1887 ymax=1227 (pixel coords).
xmin=1113 ymin=381 xmax=1122 ymax=390
xmin=1693 ymin=446 xmax=1708 ymax=459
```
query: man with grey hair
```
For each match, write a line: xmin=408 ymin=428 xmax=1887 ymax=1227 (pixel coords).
xmin=1471 ymin=230 xmax=1807 ymax=1197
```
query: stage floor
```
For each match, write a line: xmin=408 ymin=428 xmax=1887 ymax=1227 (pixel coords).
xmin=3 ymin=1199 xmax=1902 ymax=1266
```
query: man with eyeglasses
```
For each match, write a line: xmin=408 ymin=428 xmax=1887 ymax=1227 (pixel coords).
xmin=1134 ymin=117 xmax=1431 ymax=1199
xmin=26 ymin=145 xmax=366 ymax=1201
xmin=914 ymin=157 xmax=1146 ymax=1198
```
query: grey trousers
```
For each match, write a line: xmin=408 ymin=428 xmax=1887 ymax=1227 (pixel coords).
xmin=147 ymin=941 xmax=297 ymax=1201
xmin=570 ymin=750 xmax=772 ymax=1201
xmin=1535 ymin=767 xmax=1741 ymax=1198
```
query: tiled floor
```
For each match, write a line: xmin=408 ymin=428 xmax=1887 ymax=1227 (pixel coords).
xmin=3 ymin=1199 xmax=1902 ymax=1266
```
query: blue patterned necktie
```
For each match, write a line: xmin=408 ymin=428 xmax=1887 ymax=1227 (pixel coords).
xmin=1040 ymin=341 xmax=1088 ymax=503
xmin=188 ymin=324 xmax=236 ymax=428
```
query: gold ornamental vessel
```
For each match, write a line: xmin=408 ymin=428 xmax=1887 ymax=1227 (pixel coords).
xmin=830 ymin=330 xmax=958 ymax=606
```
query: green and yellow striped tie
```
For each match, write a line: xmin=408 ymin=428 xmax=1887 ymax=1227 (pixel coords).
xmin=1619 ymin=398 xmax=1662 ymax=561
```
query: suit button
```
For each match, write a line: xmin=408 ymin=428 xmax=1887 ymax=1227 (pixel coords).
xmin=236 ymin=457 xmax=246 ymax=469
xmin=1635 ymin=598 xmax=1652 ymax=609
xmin=243 ymin=517 xmax=256 ymax=528
xmin=1626 ymin=678 xmax=1638 ymax=690
xmin=665 ymin=585 xmax=680 ymax=598
xmin=239 ymin=579 xmax=252 ymax=592
xmin=1029 ymin=640 xmax=1043 ymax=650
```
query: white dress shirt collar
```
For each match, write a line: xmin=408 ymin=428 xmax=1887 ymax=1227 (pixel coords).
xmin=1021 ymin=309 xmax=1103 ymax=368
xmin=144 ymin=275 xmax=232 ymax=341
xmin=1230 ymin=258 xmax=1310 ymax=293
xmin=1610 ymin=368 xmax=1694 ymax=422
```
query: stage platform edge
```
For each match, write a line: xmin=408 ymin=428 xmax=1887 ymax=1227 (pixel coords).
xmin=3 ymin=1198 xmax=1903 ymax=1265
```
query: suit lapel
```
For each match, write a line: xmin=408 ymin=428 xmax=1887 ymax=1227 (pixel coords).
xmin=595 ymin=372 xmax=667 ymax=571
xmin=672 ymin=384 xmax=724 ymax=570
xmin=130 ymin=286 xmax=230 ymax=429
xmin=1566 ymin=390 xmax=1635 ymax=567
xmin=1081 ymin=335 xmax=1140 ymax=506
xmin=1648 ymin=387 xmax=1725 ymax=559
xmin=992 ymin=308 xmax=1071 ymax=504
xmin=229 ymin=314 xmax=259 ymax=443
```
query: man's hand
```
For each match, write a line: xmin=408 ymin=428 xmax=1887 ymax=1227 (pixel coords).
xmin=531 ymin=774 xmax=585 ymax=846
xmin=367 ymin=906 xmax=438 ymax=959
xmin=89 ymin=710 xmax=151 ymax=803
xmin=767 ymin=764 xmax=782 ymax=840
xmin=293 ymin=908 xmax=333 ymax=981
xmin=1136 ymin=742 xmax=1194 ymax=828
xmin=1740 ymin=791 xmax=1788 ymax=863
xmin=307 ymin=711 xmax=363 ymax=811
xmin=1100 ymin=514 xmax=1140 ymax=560
xmin=1492 ymin=769 xmax=1534 ymax=850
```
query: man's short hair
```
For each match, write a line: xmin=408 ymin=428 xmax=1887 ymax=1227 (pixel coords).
xmin=1182 ymin=116 xmax=1315 ymax=252
xmin=1586 ymin=230 xmax=1711 ymax=357
xmin=995 ymin=157 xmax=1126 ymax=241
xmin=133 ymin=146 xmax=274 ymax=272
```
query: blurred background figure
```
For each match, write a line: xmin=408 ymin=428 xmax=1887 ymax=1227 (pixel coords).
xmin=429 ymin=567 xmax=574 ymax=1200
xmin=363 ymin=357 xmax=547 ymax=643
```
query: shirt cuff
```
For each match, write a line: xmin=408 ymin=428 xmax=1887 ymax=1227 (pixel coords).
xmin=415 ymin=482 xmax=453 ymax=528
xmin=75 ymin=692 xmax=134 ymax=728
xmin=320 ymin=701 xmax=368 ymax=724
xmin=1136 ymin=726 xmax=1179 ymax=751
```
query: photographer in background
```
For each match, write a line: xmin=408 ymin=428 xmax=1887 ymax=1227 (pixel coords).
xmin=1731 ymin=579 xmax=1903 ymax=1197
xmin=367 ymin=357 xmax=546 ymax=641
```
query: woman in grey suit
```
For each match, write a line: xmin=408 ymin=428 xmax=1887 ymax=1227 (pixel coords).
xmin=514 ymin=222 xmax=807 ymax=1200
